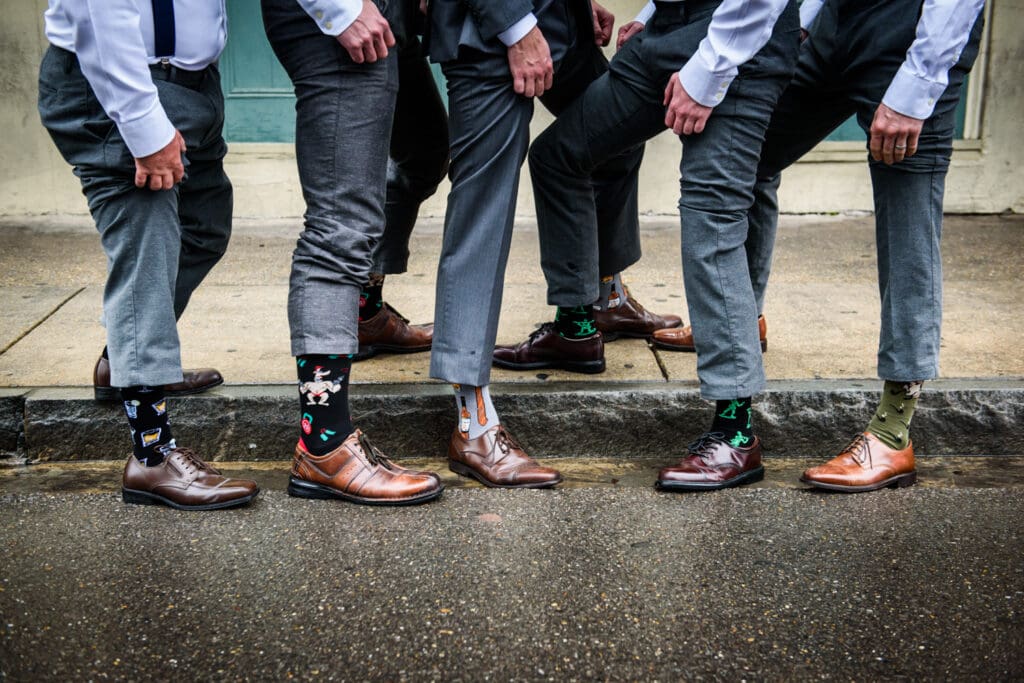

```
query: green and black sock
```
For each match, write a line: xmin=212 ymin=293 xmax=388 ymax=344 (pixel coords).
xmin=297 ymin=354 xmax=354 ymax=455
xmin=121 ymin=386 xmax=175 ymax=466
xmin=554 ymin=305 xmax=598 ymax=340
xmin=710 ymin=397 xmax=755 ymax=448
xmin=867 ymin=380 xmax=922 ymax=450
xmin=359 ymin=273 xmax=385 ymax=322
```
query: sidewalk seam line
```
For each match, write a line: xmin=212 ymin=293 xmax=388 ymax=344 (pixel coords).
xmin=0 ymin=287 xmax=86 ymax=357
xmin=648 ymin=340 xmax=670 ymax=381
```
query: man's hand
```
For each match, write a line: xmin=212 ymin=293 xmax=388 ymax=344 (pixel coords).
xmin=419 ymin=0 xmax=427 ymax=15
xmin=337 ymin=0 xmax=396 ymax=64
xmin=508 ymin=26 xmax=553 ymax=98
xmin=663 ymin=74 xmax=713 ymax=135
xmin=869 ymin=103 xmax=923 ymax=165
xmin=617 ymin=20 xmax=644 ymax=50
xmin=592 ymin=1 xmax=615 ymax=47
xmin=134 ymin=130 xmax=186 ymax=191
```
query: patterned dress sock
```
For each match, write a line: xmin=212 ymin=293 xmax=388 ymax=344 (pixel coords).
xmin=453 ymin=384 xmax=499 ymax=439
xmin=297 ymin=354 xmax=354 ymax=456
xmin=593 ymin=273 xmax=625 ymax=312
xmin=709 ymin=397 xmax=755 ymax=448
xmin=121 ymin=386 xmax=175 ymax=466
xmin=867 ymin=381 xmax=923 ymax=450
xmin=358 ymin=273 xmax=386 ymax=322
xmin=555 ymin=305 xmax=598 ymax=340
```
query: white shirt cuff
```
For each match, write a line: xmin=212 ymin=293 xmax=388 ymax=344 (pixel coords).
xmin=882 ymin=63 xmax=947 ymax=120
xmin=498 ymin=13 xmax=538 ymax=46
xmin=634 ymin=2 xmax=656 ymax=25
xmin=677 ymin=61 xmax=734 ymax=108
xmin=119 ymin=101 xmax=177 ymax=159
xmin=799 ymin=0 xmax=825 ymax=31
xmin=302 ymin=0 xmax=361 ymax=37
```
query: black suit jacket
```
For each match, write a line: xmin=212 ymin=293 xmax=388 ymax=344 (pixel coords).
xmin=426 ymin=0 xmax=592 ymax=64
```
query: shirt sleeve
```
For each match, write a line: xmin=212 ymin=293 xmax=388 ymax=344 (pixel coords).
xmin=61 ymin=0 xmax=175 ymax=158
xmin=677 ymin=0 xmax=791 ymax=107
xmin=295 ymin=0 xmax=362 ymax=36
xmin=881 ymin=0 xmax=984 ymax=120
xmin=799 ymin=0 xmax=825 ymax=31
xmin=497 ymin=13 xmax=538 ymax=46
xmin=634 ymin=2 xmax=655 ymax=25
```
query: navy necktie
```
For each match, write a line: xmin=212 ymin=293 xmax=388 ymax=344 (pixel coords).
xmin=151 ymin=0 xmax=176 ymax=58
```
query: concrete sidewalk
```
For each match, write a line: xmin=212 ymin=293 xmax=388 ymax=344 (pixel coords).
xmin=0 ymin=214 xmax=1021 ymax=461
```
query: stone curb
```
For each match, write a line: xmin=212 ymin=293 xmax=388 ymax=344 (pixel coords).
xmin=2 ymin=379 xmax=1022 ymax=462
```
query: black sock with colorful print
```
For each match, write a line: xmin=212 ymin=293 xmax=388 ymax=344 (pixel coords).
xmin=359 ymin=273 xmax=385 ymax=322
xmin=121 ymin=386 xmax=175 ymax=466
xmin=710 ymin=397 xmax=755 ymax=449
xmin=554 ymin=305 xmax=598 ymax=339
xmin=297 ymin=354 xmax=354 ymax=456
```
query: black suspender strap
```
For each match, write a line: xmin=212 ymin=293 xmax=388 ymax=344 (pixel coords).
xmin=151 ymin=0 xmax=176 ymax=58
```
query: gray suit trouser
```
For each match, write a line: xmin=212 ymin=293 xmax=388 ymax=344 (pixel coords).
xmin=263 ymin=0 xmax=398 ymax=356
xmin=750 ymin=0 xmax=984 ymax=382
xmin=38 ymin=47 xmax=232 ymax=388
xmin=430 ymin=12 xmax=645 ymax=387
xmin=528 ymin=0 xmax=800 ymax=399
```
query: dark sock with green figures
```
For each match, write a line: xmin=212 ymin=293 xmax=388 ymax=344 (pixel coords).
xmin=554 ymin=305 xmax=598 ymax=339
xmin=709 ymin=398 xmax=755 ymax=448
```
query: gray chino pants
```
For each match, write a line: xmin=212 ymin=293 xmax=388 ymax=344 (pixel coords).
xmin=528 ymin=0 xmax=800 ymax=399
xmin=750 ymin=0 xmax=984 ymax=382
xmin=38 ymin=47 xmax=233 ymax=388
xmin=262 ymin=0 xmax=399 ymax=356
xmin=430 ymin=6 xmax=645 ymax=387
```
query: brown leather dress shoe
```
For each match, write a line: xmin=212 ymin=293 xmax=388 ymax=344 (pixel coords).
xmin=94 ymin=354 xmax=224 ymax=402
xmin=355 ymin=303 xmax=433 ymax=361
xmin=448 ymin=424 xmax=562 ymax=489
xmin=122 ymin=448 xmax=259 ymax=510
xmin=652 ymin=315 xmax=767 ymax=353
xmin=594 ymin=287 xmax=682 ymax=341
xmin=492 ymin=323 xmax=605 ymax=374
xmin=801 ymin=432 xmax=916 ymax=492
xmin=288 ymin=429 xmax=443 ymax=505
xmin=657 ymin=433 xmax=764 ymax=491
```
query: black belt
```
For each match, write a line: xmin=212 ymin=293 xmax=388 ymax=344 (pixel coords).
xmin=149 ymin=60 xmax=211 ymax=90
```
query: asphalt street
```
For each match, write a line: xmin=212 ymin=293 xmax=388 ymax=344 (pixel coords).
xmin=2 ymin=482 xmax=1022 ymax=681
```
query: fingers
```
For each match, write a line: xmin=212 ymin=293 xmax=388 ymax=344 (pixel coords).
xmin=869 ymin=128 xmax=884 ymax=162
xmin=543 ymin=64 xmax=553 ymax=92
xmin=906 ymin=128 xmax=920 ymax=158
xmin=135 ymin=168 xmax=148 ymax=189
xmin=513 ymin=72 xmax=527 ymax=96
xmin=383 ymin=24 xmax=396 ymax=48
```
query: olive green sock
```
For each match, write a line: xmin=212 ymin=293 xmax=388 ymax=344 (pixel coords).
xmin=866 ymin=381 xmax=923 ymax=450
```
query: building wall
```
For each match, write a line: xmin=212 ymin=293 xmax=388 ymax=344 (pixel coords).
xmin=3 ymin=0 xmax=1022 ymax=219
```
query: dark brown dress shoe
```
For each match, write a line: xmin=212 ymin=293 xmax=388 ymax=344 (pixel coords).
xmin=288 ymin=429 xmax=443 ymax=505
xmin=355 ymin=303 xmax=433 ymax=361
xmin=652 ymin=315 xmax=767 ymax=353
xmin=594 ymin=287 xmax=682 ymax=341
xmin=448 ymin=424 xmax=562 ymax=489
xmin=801 ymin=432 xmax=916 ymax=492
xmin=122 ymin=448 xmax=259 ymax=510
xmin=492 ymin=323 xmax=605 ymax=374
xmin=94 ymin=354 xmax=224 ymax=402
xmin=657 ymin=433 xmax=764 ymax=491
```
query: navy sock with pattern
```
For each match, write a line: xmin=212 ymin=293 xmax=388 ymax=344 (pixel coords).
xmin=121 ymin=386 xmax=175 ymax=466
xmin=297 ymin=354 xmax=354 ymax=455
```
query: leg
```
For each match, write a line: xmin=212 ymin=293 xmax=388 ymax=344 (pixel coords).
xmin=429 ymin=61 xmax=533 ymax=387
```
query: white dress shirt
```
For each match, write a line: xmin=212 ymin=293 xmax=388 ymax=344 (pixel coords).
xmin=297 ymin=0 xmax=362 ymax=37
xmin=632 ymin=0 xmax=790 ymax=107
xmin=45 ymin=0 xmax=226 ymax=158
xmin=800 ymin=0 xmax=985 ymax=120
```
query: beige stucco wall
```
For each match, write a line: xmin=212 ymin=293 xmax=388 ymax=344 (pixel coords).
xmin=3 ymin=0 xmax=1021 ymax=219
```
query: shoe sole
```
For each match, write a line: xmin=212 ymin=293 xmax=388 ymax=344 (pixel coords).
xmin=286 ymin=476 xmax=444 ymax=506
xmin=656 ymin=466 xmax=765 ymax=492
xmin=651 ymin=339 xmax=767 ymax=354
xmin=800 ymin=471 xmax=917 ymax=493
xmin=95 ymin=377 xmax=225 ymax=403
xmin=601 ymin=323 xmax=683 ymax=343
xmin=449 ymin=459 xmax=562 ymax=489
xmin=353 ymin=343 xmax=432 ymax=362
xmin=122 ymin=486 xmax=259 ymax=511
xmin=491 ymin=357 xmax=606 ymax=374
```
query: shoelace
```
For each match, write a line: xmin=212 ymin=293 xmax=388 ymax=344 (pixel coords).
xmin=687 ymin=432 xmax=726 ymax=463
xmin=384 ymin=303 xmax=410 ymax=324
xmin=844 ymin=434 xmax=873 ymax=468
xmin=168 ymin=447 xmax=213 ymax=476
xmin=528 ymin=322 xmax=557 ymax=341
xmin=357 ymin=432 xmax=394 ymax=470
